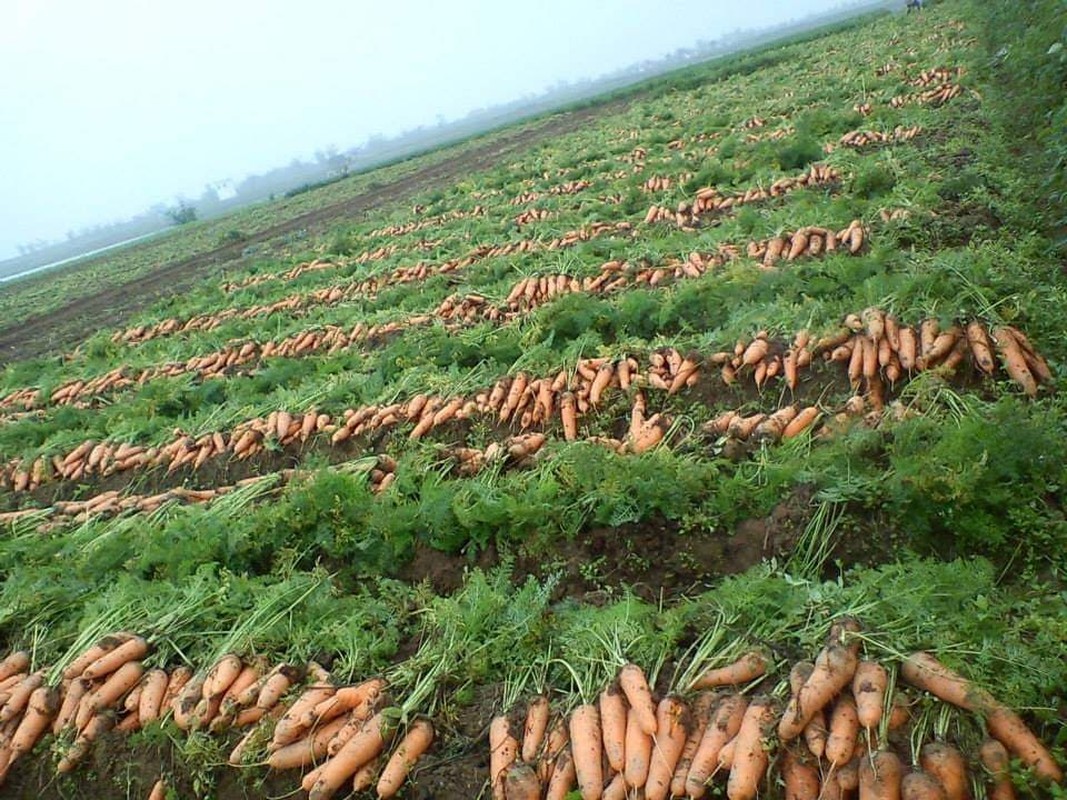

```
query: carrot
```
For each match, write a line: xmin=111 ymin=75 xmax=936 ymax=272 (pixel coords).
xmin=778 ymin=621 xmax=861 ymax=742
xmin=256 ymin=667 xmax=295 ymax=710
xmin=901 ymin=770 xmax=949 ymax=800
xmin=788 ymin=662 xmax=828 ymax=759
xmin=599 ymin=685 xmax=627 ymax=773
xmin=838 ymin=757 xmax=861 ymax=791
xmin=54 ymin=678 xmax=89 ymax=734
xmin=490 ymin=714 xmax=519 ymax=800
xmin=538 ymin=714 xmax=570 ymax=786
xmin=979 ymin=739 xmax=1015 ymax=800
xmin=545 ymin=747 xmax=577 ymax=800
xmin=229 ymin=726 xmax=257 ymax=766
xmin=148 ymin=778 xmax=166 ymax=800
xmin=691 ymin=650 xmax=767 ymax=690
xmin=993 ymin=327 xmax=1038 ymax=396
xmin=668 ymin=355 xmax=700 ymax=395
xmin=986 ymin=704 xmax=1063 ymax=784
xmin=0 ymin=651 xmax=29 ymax=682
xmin=718 ymin=737 xmax=737 ymax=772
xmin=504 ymin=762 xmax=543 ymax=800
xmin=204 ymin=653 xmax=243 ymax=699
xmin=726 ymin=695 xmax=776 ymax=800
xmin=619 ymin=663 xmax=656 ymax=735
xmin=823 ymin=695 xmax=857 ymax=772
xmin=81 ymin=635 xmax=148 ymax=680
xmin=314 ymin=677 xmax=386 ymax=723
xmin=267 ymin=715 xmax=349 ymax=770
xmin=859 ymin=749 xmax=904 ymax=800
xmin=590 ymin=363 xmax=615 ymax=406
xmin=308 ymin=712 xmax=385 ymax=800
xmin=624 ymin=702 xmax=653 ymax=789
xmin=521 ymin=694 xmax=551 ymax=764
xmin=741 ymin=338 xmax=770 ymax=367
xmin=965 ymin=321 xmax=996 ymax=375
xmin=9 ymin=685 xmax=57 ymax=758
xmin=138 ymin=669 xmax=169 ymax=723
xmin=686 ymin=693 xmax=747 ymax=798
xmin=671 ymin=692 xmax=715 ymax=798
xmin=172 ymin=672 xmax=206 ymax=731
xmin=601 ymin=771 xmax=628 ymax=800
xmin=853 ymin=661 xmax=888 ymax=730
xmin=352 ymin=754 xmax=382 ymax=792
xmin=780 ymin=746 xmax=820 ymax=800
xmin=570 ymin=703 xmax=603 ymax=800
xmin=1007 ymin=327 xmax=1053 ymax=382
xmin=273 ymin=684 xmax=335 ymax=747
xmin=57 ymin=711 xmax=113 ymax=773
xmin=376 ymin=717 xmax=434 ymax=798
xmin=560 ymin=392 xmax=578 ymax=441
xmin=0 ymin=670 xmax=44 ymax=723
xmin=898 ymin=327 xmax=918 ymax=371
xmin=646 ymin=695 xmax=690 ymax=800
xmin=920 ymin=742 xmax=969 ymax=800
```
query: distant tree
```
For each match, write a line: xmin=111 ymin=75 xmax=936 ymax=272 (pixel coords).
xmin=165 ymin=201 xmax=198 ymax=226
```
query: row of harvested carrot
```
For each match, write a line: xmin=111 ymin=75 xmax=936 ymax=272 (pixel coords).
xmin=0 ymin=218 xmax=865 ymax=417
xmin=643 ymin=164 xmax=842 ymax=228
xmin=890 ymin=82 xmax=964 ymax=108
xmin=643 ymin=173 xmax=694 ymax=193
xmin=0 ymin=638 xmax=432 ymax=800
xmin=0 ymin=313 xmax=1052 ymax=494
xmin=110 ymin=219 xmax=633 ymax=346
xmin=514 ymin=208 xmax=554 ymax=227
xmin=509 ymin=179 xmax=592 ymax=207
xmin=830 ymin=125 xmax=922 ymax=151
xmin=221 ymin=247 xmax=396 ymax=293
xmin=489 ymin=627 xmax=1060 ymax=800
xmin=743 ymin=126 xmax=793 ymax=145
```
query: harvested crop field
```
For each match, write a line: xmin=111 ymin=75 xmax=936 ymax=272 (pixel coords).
xmin=0 ymin=2 xmax=1065 ymax=798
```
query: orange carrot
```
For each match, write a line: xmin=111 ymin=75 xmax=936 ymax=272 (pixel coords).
xmin=504 ymin=762 xmax=543 ymax=800
xmin=148 ymin=778 xmax=166 ymax=800
xmin=162 ymin=665 xmax=192 ymax=712
xmin=853 ymin=661 xmax=888 ymax=730
xmin=920 ymin=742 xmax=969 ymax=800
xmin=272 ymin=683 xmax=335 ymax=747
xmin=138 ymin=669 xmax=169 ymax=723
xmin=671 ymin=691 xmax=715 ymax=798
xmin=62 ymin=634 xmax=129 ymax=680
xmin=599 ymin=685 xmax=628 ymax=774
xmin=986 ymin=705 xmax=1063 ymax=784
xmin=590 ymin=363 xmax=615 ymax=405
xmin=522 ymin=694 xmax=551 ymax=764
xmin=901 ymin=770 xmax=949 ymax=800
xmin=376 ymin=717 xmax=434 ymax=798
xmin=0 ymin=651 xmax=29 ymax=682
xmin=570 ymin=703 xmax=603 ymax=800
xmin=646 ymin=695 xmax=690 ymax=800
xmin=489 ymin=714 xmax=518 ymax=800
xmin=993 ymin=328 xmax=1038 ymax=396
xmin=538 ymin=714 xmax=569 ymax=786
xmin=81 ymin=636 xmax=148 ymax=680
xmin=9 ymin=685 xmax=57 ymax=758
xmin=351 ymin=754 xmax=382 ymax=792
xmin=837 ymin=757 xmax=860 ymax=791
xmin=203 ymin=653 xmax=243 ymax=699
xmin=965 ymin=321 xmax=996 ymax=375
xmin=0 ymin=670 xmax=44 ymax=723
xmin=560 ymin=392 xmax=578 ymax=441
xmin=686 ymin=693 xmax=747 ymax=798
xmin=53 ymin=678 xmax=89 ymax=734
xmin=979 ymin=739 xmax=1015 ymax=800
xmin=267 ymin=715 xmax=349 ymax=770
xmin=619 ymin=663 xmax=656 ymax=736
xmin=57 ymin=711 xmax=113 ymax=773
xmin=308 ymin=712 xmax=385 ymax=800
xmin=314 ymin=677 xmax=386 ymax=724
xmin=898 ymin=327 xmax=917 ymax=371
xmin=256 ymin=667 xmax=295 ymax=710
xmin=691 ymin=651 xmax=767 ymax=690
xmin=780 ymin=746 xmax=820 ymax=800
xmin=726 ymin=695 xmax=776 ymax=800
xmin=545 ymin=747 xmax=577 ymax=800
xmin=783 ymin=406 xmax=821 ymax=439
xmin=601 ymin=771 xmax=628 ymax=800
xmin=778 ymin=620 xmax=861 ymax=742
xmin=859 ymin=749 xmax=904 ymax=800
xmin=826 ymin=694 xmax=860 ymax=767
xmin=624 ymin=702 xmax=653 ymax=789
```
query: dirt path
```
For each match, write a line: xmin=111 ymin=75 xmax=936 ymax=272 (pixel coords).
xmin=0 ymin=101 xmax=628 ymax=365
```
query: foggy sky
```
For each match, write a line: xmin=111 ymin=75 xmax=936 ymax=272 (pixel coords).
xmin=1 ymin=0 xmax=846 ymax=260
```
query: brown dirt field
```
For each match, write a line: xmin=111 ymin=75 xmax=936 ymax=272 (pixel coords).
xmin=0 ymin=101 xmax=631 ymax=366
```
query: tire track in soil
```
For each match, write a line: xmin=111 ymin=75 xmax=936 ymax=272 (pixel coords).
xmin=0 ymin=101 xmax=630 ymax=366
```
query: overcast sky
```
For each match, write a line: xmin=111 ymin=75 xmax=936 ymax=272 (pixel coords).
xmin=0 ymin=0 xmax=851 ymax=261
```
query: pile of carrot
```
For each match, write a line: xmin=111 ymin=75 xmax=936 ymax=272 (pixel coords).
xmin=644 ymin=164 xmax=841 ymax=229
xmin=514 ymin=208 xmax=554 ymax=227
xmin=367 ymin=204 xmax=486 ymax=238
xmin=448 ymin=433 xmax=548 ymax=477
xmin=548 ymin=179 xmax=592 ymax=196
xmin=0 ymin=638 xmax=434 ymax=799
xmin=890 ymin=82 xmax=963 ymax=108
xmin=832 ymin=125 xmax=922 ymax=150
xmin=742 ymin=116 xmax=767 ymax=129
xmin=908 ymin=65 xmax=966 ymax=87
xmin=489 ymin=627 xmax=1062 ymax=799
xmin=742 ymin=126 xmax=793 ymax=144
xmin=853 ymin=101 xmax=873 ymax=116
xmin=642 ymin=174 xmax=693 ymax=193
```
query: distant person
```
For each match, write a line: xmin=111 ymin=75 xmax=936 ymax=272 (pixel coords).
xmin=906 ymin=0 xmax=923 ymax=11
